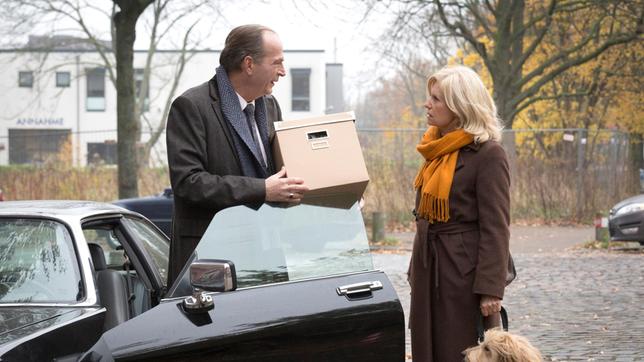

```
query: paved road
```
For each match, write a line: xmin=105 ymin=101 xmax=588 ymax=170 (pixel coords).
xmin=373 ymin=225 xmax=644 ymax=361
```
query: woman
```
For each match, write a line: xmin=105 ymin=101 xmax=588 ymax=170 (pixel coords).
xmin=408 ymin=65 xmax=511 ymax=361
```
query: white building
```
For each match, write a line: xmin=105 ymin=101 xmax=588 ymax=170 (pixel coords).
xmin=0 ymin=36 xmax=344 ymax=166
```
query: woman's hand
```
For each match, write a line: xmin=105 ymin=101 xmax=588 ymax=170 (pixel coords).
xmin=479 ymin=295 xmax=502 ymax=317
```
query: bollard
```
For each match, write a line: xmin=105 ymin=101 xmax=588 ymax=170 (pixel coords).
xmin=372 ymin=211 xmax=385 ymax=242
xmin=594 ymin=212 xmax=609 ymax=243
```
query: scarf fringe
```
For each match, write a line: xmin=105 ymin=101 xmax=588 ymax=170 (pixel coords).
xmin=417 ymin=192 xmax=450 ymax=223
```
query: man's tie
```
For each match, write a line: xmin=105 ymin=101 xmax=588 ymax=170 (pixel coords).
xmin=243 ymin=103 xmax=266 ymax=167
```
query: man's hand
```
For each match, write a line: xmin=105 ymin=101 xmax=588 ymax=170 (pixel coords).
xmin=479 ymin=294 xmax=502 ymax=317
xmin=265 ymin=167 xmax=309 ymax=203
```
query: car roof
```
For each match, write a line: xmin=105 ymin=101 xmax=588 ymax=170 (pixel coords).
xmin=0 ymin=200 xmax=133 ymax=219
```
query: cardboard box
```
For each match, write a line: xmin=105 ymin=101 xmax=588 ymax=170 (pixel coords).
xmin=272 ymin=111 xmax=369 ymax=202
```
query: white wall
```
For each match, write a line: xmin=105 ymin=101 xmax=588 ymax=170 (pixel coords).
xmin=0 ymin=49 xmax=327 ymax=166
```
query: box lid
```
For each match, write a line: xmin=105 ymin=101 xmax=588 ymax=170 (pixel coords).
xmin=275 ymin=111 xmax=356 ymax=131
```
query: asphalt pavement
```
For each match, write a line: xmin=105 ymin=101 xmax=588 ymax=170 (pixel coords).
xmin=372 ymin=225 xmax=644 ymax=361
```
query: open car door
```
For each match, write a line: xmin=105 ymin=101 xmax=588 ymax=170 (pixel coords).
xmin=82 ymin=201 xmax=404 ymax=361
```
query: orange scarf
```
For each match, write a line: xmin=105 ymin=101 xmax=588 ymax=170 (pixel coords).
xmin=414 ymin=127 xmax=473 ymax=223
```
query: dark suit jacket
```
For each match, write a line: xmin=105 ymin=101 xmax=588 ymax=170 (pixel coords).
xmin=166 ymin=75 xmax=282 ymax=284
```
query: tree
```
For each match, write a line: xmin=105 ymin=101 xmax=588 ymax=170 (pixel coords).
xmin=114 ymin=0 xmax=154 ymax=198
xmin=382 ymin=0 xmax=643 ymax=128
xmin=449 ymin=12 xmax=644 ymax=220
xmin=2 ymin=0 xmax=216 ymax=198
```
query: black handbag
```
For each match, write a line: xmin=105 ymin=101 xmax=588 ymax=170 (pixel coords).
xmin=477 ymin=306 xmax=509 ymax=343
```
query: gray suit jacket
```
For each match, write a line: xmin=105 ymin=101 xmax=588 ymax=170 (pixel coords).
xmin=166 ymin=75 xmax=282 ymax=284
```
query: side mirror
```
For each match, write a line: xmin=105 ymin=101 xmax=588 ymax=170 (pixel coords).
xmin=190 ymin=259 xmax=237 ymax=292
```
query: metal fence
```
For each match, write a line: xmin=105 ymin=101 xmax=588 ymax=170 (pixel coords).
xmin=358 ymin=128 xmax=642 ymax=223
xmin=0 ymin=128 xmax=641 ymax=223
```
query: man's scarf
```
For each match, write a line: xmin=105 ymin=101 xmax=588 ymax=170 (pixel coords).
xmin=414 ymin=126 xmax=473 ymax=223
xmin=215 ymin=66 xmax=272 ymax=178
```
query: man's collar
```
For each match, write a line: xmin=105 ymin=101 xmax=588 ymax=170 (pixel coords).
xmin=236 ymin=92 xmax=255 ymax=111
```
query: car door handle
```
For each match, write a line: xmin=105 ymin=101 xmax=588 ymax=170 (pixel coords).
xmin=336 ymin=281 xmax=383 ymax=299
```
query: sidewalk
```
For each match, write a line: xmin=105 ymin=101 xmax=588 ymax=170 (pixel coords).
xmin=375 ymin=224 xmax=644 ymax=360
xmin=376 ymin=224 xmax=596 ymax=253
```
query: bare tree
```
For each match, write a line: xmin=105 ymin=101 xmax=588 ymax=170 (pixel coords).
xmin=2 ymin=0 xmax=219 ymax=198
xmin=113 ymin=0 xmax=154 ymax=198
xmin=379 ymin=0 xmax=643 ymax=128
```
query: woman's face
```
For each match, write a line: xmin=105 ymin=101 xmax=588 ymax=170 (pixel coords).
xmin=424 ymin=82 xmax=458 ymax=134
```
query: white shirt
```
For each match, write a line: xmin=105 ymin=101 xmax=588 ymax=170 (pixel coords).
xmin=236 ymin=92 xmax=267 ymax=166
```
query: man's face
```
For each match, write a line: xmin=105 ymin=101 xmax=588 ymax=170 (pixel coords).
xmin=250 ymin=31 xmax=285 ymax=98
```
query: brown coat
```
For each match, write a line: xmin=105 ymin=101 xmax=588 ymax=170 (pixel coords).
xmin=408 ymin=140 xmax=510 ymax=362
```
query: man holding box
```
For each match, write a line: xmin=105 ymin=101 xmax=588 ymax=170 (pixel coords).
xmin=166 ymin=24 xmax=308 ymax=285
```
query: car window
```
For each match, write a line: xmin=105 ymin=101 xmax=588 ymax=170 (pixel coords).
xmin=83 ymin=227 xmax=126 ymax=268
xmin=122 ymin=217 xmax=169 ymax=284
xmin=0 ymin=218 xmax=82 ymax=303
xmin=194 ymin=201 xmax=373 ymax=288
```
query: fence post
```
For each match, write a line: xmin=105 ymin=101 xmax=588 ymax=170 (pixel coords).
xmin=372 ymin=211 xmax=385 ymax=242
xmin=609 ymin=131 xmax=618 ymax=199
xmin=575 ymin=129 xmax=586 ymax=219
xmin=594 ymin=212 xmax=609 ymax=243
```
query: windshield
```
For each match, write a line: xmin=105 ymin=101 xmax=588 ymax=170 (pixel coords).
xmin=0 ymin=219 xmax=82 ymax=303
xmin=194 ymin=201 xmax=373 ymax=288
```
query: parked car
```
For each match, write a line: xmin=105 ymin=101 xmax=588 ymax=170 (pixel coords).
xmin=0 ymin=200 xmax=404 ymax=361
xmin=113 ymin=188 xmax=173 ymax=237
xmin=608 ymin=194 xmax=644 ymax=245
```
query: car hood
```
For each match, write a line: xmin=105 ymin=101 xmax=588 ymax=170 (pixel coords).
xmin=0 ymin=307 xmax=86 ymax=345
xmin=612 ymin=194 xmax=644 ymax=212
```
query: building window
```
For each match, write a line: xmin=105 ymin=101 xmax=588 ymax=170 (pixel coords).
xmin=87 ymin=141 xmax=117 ymax=165
xmin=8 ymin=129 xmax=71 ymax=165
xmin=134 ymin=68 xmax=149 ymax=112
xmin=19 ymin=71 xmax=33 ymax=88
xmin=56 ymin=71 xmax=71 ymax=87
xmin=291 ymin=68 xmax=311 ymax=112
xmin=86 ymin=67 xmax=105 ymax=111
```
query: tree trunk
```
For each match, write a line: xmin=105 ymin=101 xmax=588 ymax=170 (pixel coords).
xmin=494 ymin=83 xmax=519 ymax=183
xmin=113 ymin=0 xmax=152 ymax=199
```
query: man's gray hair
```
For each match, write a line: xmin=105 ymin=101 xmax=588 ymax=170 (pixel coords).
xmin=219 ymin=24 xmax=275 ymax=73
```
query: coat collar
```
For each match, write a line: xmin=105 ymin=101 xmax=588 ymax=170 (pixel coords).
xmin=207 ymin=76 xmax=241 ymax=169
xmin=208 ymin=75 xmax=219 ymax=102
xmin=463 ymin=141 xmax=481 ymax=152
xmin=455 ymin=141 xmax=481 ymax=170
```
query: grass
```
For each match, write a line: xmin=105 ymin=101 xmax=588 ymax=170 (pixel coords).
xmin=369 ymin=236 xmax=401 ymax=247
xmin=579 ymin=240 xmax=641 ymax=250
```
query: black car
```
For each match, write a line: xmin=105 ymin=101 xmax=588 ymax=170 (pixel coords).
xmin=608 ymin=194 xmax=644 ymax=245
xmin=0 ymin=200 xmax=404 ymax=361
xmin=113 ymin=188 xmax=174 ymax=237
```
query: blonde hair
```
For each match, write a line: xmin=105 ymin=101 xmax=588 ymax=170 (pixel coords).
xmin=428 ymin=65 xmax=503 ymax=143
xmin=464 ymin=328 xmax=543 ymax=362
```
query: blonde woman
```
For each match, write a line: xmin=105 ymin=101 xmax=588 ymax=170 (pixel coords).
xmin=408 ymin=65 xmax=511 ymax=361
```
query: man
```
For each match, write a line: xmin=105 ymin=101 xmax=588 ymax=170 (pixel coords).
xmin=166 ymin=25 xmax=308 ymax=285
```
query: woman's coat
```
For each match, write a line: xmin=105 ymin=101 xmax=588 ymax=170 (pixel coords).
xmin=408 ymin=140 xmax=511 ymax=362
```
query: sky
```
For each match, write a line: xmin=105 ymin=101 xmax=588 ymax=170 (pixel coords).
xmin=7 ymin=0 xmax=397 ymax=102
xmin=203 ymin=1 xmax=395 ymax=102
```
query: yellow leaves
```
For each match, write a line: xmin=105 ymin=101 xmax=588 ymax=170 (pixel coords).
xmin=449 ymin=48 xmax=493 ymax=90
xmin=520 ymin=39 xmax=643 ymax=134
xmin=451 ymin=0 xmax=643 ymax=136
